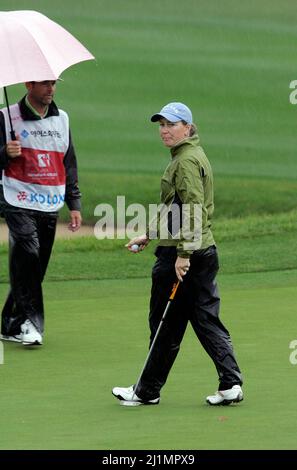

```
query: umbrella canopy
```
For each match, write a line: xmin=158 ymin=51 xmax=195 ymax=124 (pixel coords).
xmin=0 ymin=10 xmax=95 ymax=138
xmin=0 ymin=10 xmax=94 ymax=87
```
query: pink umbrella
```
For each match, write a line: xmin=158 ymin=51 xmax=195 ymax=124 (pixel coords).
xmin=0 ymin=10 xmax=95 ymax=137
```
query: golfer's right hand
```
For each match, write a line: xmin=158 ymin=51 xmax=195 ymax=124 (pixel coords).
xmin=125 ymin=234 xmax=150 ymax=252
xmin=175 ymin=256 xmax=190 ymax=282
xmin=6 ymin=135 xmax=21 ymax=158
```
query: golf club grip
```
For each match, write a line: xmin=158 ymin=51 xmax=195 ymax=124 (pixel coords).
xmin=169 ymin=281 xmax=180 ymax=300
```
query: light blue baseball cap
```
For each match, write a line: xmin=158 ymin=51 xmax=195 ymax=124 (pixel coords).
xmin=151 ymin=102 xmax=193 ymax=124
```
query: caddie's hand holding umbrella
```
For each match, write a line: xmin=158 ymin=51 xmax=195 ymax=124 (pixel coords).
xmin=5 ymin=132 xmax=21 ymax=156
xmin=0 ymin=9 xmax=95 ymax=139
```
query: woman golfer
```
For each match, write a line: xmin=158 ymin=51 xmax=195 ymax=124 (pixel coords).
xmin=112 ymin=102 xmax=243 ymax=406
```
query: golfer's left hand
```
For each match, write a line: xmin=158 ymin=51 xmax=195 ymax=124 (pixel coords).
xmin=175 ymin=256 xmax=190 ymax=282
xmin=68 ymin=210 xmax=82 ymax=232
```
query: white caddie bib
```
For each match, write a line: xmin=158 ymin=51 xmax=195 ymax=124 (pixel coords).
xmin=1 ymin=103 xmax=69 ymax=212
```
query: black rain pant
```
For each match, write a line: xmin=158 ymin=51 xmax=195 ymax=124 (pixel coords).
xmin=135 ymin=246 xmax=242 ymax=400
xmin=1 ymin=209 xmax=57 ymax=335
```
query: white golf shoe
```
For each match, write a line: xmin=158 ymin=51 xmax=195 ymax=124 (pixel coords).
xmin=112 ymin=385 xmax=160 ymax=405
xmin=21 ymin=319 xmax=43 ymax=346
xmin=0 ymin=333 xmax=22 ymax=343
xmin=206 ymin=385 xmax=243 ymax=406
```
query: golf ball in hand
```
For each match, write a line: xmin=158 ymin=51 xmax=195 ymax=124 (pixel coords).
xmin=131 ymin=244 xmax=139 ymax=252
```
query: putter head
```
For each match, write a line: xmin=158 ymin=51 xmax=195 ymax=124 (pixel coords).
xmin=120 ymin=400 xmax=142 ymax=407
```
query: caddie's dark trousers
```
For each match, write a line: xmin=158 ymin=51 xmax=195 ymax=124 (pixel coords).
xmin=135 ymin=246 xmax=242 ymax=400
xmin=1 ymin=209 xmax=57 ymax=335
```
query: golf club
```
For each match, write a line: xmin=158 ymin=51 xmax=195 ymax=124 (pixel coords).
xmin=121 ymin=280 xmax=180 ymax=406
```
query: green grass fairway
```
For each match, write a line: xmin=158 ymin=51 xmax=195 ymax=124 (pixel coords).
xmin=1 ymin=271 xmax=297 ymax=450
xmin=1 ymin=0 xmax=297 ymax=222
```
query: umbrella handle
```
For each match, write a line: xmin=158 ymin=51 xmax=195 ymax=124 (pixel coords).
xmin=4 ymin=87 xmax=16 ymax=141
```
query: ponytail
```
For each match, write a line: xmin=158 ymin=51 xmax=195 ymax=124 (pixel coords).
xmin=189 ymin=123 xmax=198 ymax=136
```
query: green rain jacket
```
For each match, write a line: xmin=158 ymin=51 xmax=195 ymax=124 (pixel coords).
xmin=147 ymin=134 xmax=216 ymax=258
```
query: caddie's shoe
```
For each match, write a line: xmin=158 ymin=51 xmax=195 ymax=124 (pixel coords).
xmin=112 ymin=385 xmax=160 ymax=405
xmin=206 ymin=385 xmax=243 ymax=406
xmin=21 ymin=320 xmax=43 ymax=346
xmin=0 ymin=333 xmax=22 ymax=343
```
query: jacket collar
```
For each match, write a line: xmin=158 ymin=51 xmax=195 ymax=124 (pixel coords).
xmin=18 ymin=95 xmax=60 ymax=121
xmin=170 ymin=134 xmax=200 ymax=158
